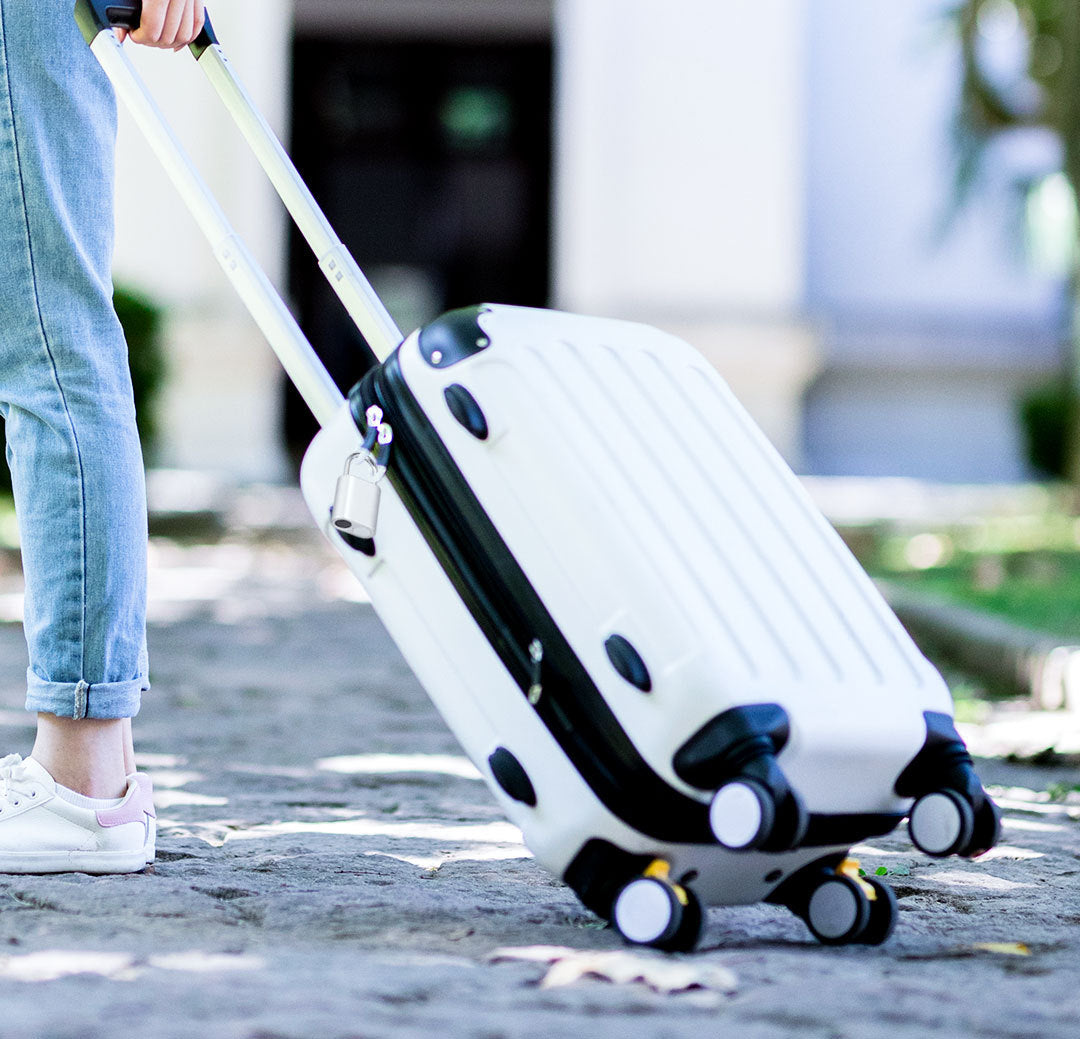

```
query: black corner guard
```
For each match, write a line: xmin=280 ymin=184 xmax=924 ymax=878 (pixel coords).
xmin=563 ymin=839 xmax=656 ymax=920
xmin=418 ymin=306 xmax=492 ymax=368
xmin=673 ymin=703 xmax=791 ymax=788
xmin=895 ymin=711 xmax=982 ymax=801
xmin=673 ymin=703 xmax=807 ymax=852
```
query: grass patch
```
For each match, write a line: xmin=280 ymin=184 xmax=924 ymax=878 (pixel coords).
xmin=845 ymin=512 xmax=1080 ymax=641
xmin=874 ymin=550 xmax=1080 ymax=640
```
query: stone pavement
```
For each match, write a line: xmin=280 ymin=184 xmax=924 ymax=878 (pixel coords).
xmin=0 ymin=485 xmax=1078 ymax=1039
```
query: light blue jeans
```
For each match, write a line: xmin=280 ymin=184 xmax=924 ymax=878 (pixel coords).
xmin=0 ymin=2 xmax=148 ymax=719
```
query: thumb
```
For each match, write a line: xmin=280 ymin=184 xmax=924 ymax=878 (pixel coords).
xmin=115 ymin=27 xmax=128 ymax=43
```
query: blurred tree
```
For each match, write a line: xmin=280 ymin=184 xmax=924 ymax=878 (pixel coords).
xmin=954 ymin=0 xmax=1080 ymax=487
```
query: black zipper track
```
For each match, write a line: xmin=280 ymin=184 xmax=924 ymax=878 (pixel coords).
xmin=356 ymin=356 xmax=714 ymax=845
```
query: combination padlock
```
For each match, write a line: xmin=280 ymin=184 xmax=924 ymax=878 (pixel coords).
xmin=331 ymin=410 xmax=392 ymax=539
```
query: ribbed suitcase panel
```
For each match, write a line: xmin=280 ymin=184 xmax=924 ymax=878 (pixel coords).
xmin=398 ymin=307 xmax=949 ymax=808
xmin=414 ymin=307 xmax=928 ymax=695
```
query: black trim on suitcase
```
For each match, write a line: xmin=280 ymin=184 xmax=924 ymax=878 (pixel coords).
xmin=352 ymin=354 xmax=716 ymax=845
xmin=800 ymin=812 xmax=903 ymax=847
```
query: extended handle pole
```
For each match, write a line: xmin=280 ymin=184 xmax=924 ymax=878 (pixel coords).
xmin=77 ymin=0 xmax=404 ymax=363
xmin=76 ymin=1 xmax=344 ymax=427
xmin=189 ymin=24 xmax=403 ymax=363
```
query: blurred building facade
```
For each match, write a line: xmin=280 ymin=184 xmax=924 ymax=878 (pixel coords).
xmin=111 ymin=0 xmax=1064 ymax=483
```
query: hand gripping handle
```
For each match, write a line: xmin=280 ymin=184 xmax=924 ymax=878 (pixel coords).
xmin=76 ymin=0 xmax=221 ymax=58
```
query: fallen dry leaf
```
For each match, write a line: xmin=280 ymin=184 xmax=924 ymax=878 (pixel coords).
xmin=971 ymin=942 xmax=1032 ymax=957
xmin=487 ymin=945 xmax=737 ymax=995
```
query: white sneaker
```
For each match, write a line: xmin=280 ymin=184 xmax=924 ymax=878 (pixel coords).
xmin=0 ymin=755 xmax=156 ymax=874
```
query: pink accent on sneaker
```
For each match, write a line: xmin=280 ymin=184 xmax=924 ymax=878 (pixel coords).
xmin=95 ymin=774 xmax=156 ymax=828
xmin=131 ymin=773 xmax=157 ymax=819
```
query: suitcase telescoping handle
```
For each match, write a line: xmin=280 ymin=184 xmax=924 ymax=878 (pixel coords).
xmin=188 ymin=13 xmax=404 ymax=365
xmin=74 ymin=1 xmax=404 ymax=427
xmin=81 ymin=1 xmax=141 ymax=31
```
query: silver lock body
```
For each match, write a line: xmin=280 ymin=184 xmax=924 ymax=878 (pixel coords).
xmin=332 ymin=452 xmax=383 ymax=539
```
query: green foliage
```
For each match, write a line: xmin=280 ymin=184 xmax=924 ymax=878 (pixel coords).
xmin=1045 ymin=781 xmax=1080 ymax=801
xmin=859 ymin=864 xmax=912 ymax=878
xmin=0 ymin=284 xmax=166 ymax=497
xmin=112 ymin=284 xmax=167 ymax=455
xmin=854 ymin=507 xmax=1080 ymax=638
xmin=952 ymin=0 xmax=1076 ymax=179
xmin=1019 ymin=379 xmax=1077 ymax=478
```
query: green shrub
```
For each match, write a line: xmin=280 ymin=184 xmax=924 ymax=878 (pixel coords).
xmin=1019 ymin=379 xmax=1077 ymax=480
xmin=112 ymin=284 xmax=166 ymax=455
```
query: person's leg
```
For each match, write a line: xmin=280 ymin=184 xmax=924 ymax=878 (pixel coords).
xmin=0 ymin=3 xmax=148 ymax=798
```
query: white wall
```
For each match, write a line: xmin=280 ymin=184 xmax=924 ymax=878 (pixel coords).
xmin=553 ymin=0 xmax=818 ymax=463
xmin=112 ymin=1 xmax=295 ymax=480
xmin=555 ymin=0 xmax=805 ymax=317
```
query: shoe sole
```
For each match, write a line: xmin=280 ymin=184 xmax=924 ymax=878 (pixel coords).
xmin=0 ymin=849 xmax=151 ymax=875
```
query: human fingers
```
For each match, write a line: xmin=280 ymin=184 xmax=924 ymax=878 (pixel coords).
xmin=154 ymin=0 xmax=186 ymax=48
xmin=129 ymin=0 xmax=166 ymax=46
xmin=172 ymin=0 xmax=206 ymax=52
xmin=131 ymin=0 xmax=202 ymax=49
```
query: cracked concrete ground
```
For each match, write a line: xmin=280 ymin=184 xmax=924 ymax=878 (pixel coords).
xmin=0 ymin=491 xmax=1078 ymax=1039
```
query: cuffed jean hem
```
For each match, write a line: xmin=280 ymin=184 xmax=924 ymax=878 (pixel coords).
xmin=25 ymin=669 xmax=147 ymax=720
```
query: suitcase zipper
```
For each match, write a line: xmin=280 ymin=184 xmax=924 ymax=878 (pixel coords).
xmin=351 ymin=356 xmax=715 ymax=845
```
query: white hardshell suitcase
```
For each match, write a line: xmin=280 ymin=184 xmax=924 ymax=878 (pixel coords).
xmin=82 ymin=1 xmax=1000 ymax=950
xmin=298 ymin=304 xmax=1000 ymax=948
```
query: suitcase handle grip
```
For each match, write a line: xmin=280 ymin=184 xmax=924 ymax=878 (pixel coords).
xmin=103 ymin=2 xmax=141 ymax=29
xmin=76 ymin=1 xmax=141 ymax=33
xmin=77 ymin=2 xmax=219 ymax=56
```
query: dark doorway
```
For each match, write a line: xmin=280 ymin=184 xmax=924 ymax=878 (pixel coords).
xmin=286 ymin=35 xmax=553 ymax=458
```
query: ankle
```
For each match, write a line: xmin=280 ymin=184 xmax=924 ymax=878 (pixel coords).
xmin=31 ymin=753 xmax=128 ymax=800
xmin=31 ymin=715 xmax=131 ymax=799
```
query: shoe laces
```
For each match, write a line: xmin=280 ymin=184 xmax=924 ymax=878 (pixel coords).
xmin=0 ymin=755 xmax=40 ymax=809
